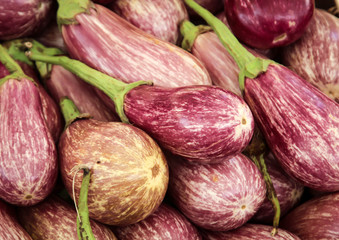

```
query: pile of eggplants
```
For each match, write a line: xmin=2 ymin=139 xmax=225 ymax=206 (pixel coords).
xmin=0 ymin=0 xmax=338 ymax=238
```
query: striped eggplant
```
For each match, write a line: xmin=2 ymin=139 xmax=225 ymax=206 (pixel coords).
xmin=0 ymin=0 xmax=54 ymax=40
xmin=57 ymin=0 xmax=211 ymax=88
xmin=0 ymin=199 xmax=33 ymax=240
xmin=223 ymin=0 xmax=314 ymax=49
xmin=281 ymin=8 xmax=339 ymax=103
xmin=200 ymin=223 xmax=301 ymax=240
xmin=112 ymin=203 xmax=202 ymax=240
xmin=17 ymin=196 xmax=117 ymax=240
xmin=280 ymin=192 xmax=339 ymax=239
xmin=185 ymin=0 xmax=339 ymax=192
xmin=110 ymin=0 xmax=188 ymax=44
xmin=167 ymin=153 xmax=266 ymax=231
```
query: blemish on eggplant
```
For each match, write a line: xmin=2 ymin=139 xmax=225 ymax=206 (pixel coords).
xmin=151 ymin=164 xmax=160 ymax=178
xmin=25 ymin=194 xmax=33 ymax=200
xmin=96 ymin=161 xmax=101 ymax=164
xmin=242 ymin=118 xmax=247 ymax=125
xmin=241 ymin=205 xmax=246 ymax=210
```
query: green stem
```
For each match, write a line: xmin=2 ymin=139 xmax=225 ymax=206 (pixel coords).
xmin=76 ymin=168 xmax=95 ymax=240
xmin=57 ymin=0 xmax=93 ymax=26
xmin=60 ymin=97 xmax=91 ymax=129
xmin=180 ymin=20 xmax=212 ymax=51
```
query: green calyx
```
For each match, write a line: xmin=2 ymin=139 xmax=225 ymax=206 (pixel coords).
xmin=57 ymin=0 xmax=93 ymax=26
xmin=60 ymin=97 xmax=92 ymax=129
xmin=180 ymin=20 xmax=212 ymax=51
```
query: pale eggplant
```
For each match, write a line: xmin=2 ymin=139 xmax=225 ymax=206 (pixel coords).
xmin=201 ymin=223 xmax=301 ymax=240
xmin=0 ymin=0 xmax=54 ymax=40
xmin=110 ymin=0 xmax=188 ymax=44
xmin=167 ymin=153 xmax=266 ymax=231
xmin=281 ymin=8 xmax=339 ymax=102
xmin=280 ymin=192 xmax=339 ymax=239
xmin=59 ymin=2 xmax=212 ymax=88
xmin=17 ymin=196 xmax=117 ymax=240
xmin=223 ymin=0 xmax=314 ymax=49
xmin=112 ymin=203 xmax=202 ymax=240
xmin=0 ymin=199 xmax=32 ymax=240
xmin=59 ymin=118 xmax=169 ymax=226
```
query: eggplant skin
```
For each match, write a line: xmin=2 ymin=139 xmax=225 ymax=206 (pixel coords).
xmin=244 ymin=64 xmax=339 ymax=192
xmin=0 ymin=78 xmax=58 ymax=206
xmin=59 ymin=119 xmax=169 ymax=226
xmin=0 ymin=0 xmax=54 ymax=40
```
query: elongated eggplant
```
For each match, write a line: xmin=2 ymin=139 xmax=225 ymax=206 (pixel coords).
xmin=58 ymin=99 xmax=169 ymax=226
xmin=17 ymin=196 xmax=117 ymax=240
xmin=281 ymin=9 xmax=339 ymax=102
xmin=110 ymin=0 xmax=188 ymax=44
xmin=112 ymin=203 xmax=202 ymax=239
xmin=167 ymin=153 xmax=266 ymax=231
xmin=57 ymin=0 xmax=211 ymax=88
xmin=280 ymin=192 xmax=339 ymax=239
xmin=185 ymin=0 xmax=339 ymax=192
xmin=223 ymin=0 xmax=314 ymax=49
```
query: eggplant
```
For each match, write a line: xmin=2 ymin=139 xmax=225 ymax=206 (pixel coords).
xmin=201 ymin=223 xmax=301 ymax=239
xmin=112 ymin=203 xmax=202 ymax=239
xmin=167 ymin=153 xmax=266 ymax=231
xmin=17 ymin=196 xmax=117 ymax=239
xmin=185 ymin=0 xmax=339 ymax=192
xmin=0 ymin=0 xmax=54 ymax=40
xmin=281 ymin=8 xmax=339 ymax=103
xmin=223 ymin=0 xmax=314 ymax=49
xmin=280 ymin=192 xmax=339 ymax=239
xmin=110 ymin=0 xmax=188 ymax=44
xmin=58 ymin=99 xmax=169 ymax=226
xmin=57 ymin=0 xmax=211 ymax=88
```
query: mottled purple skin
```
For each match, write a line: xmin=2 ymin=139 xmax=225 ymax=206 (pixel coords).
xmin=112 ymin=203 xmax=202 ymax=240
xmin=186 ymin=0 xmax=224 ymax=17
xmin=281 ymin=9 xmax=339 ymax=103
xmin=124 ymin=85 xmax=254 ymax=164
xmin=0 ymin=199 xmax=32 ymax=240
xmin=244 ymin=64 xmax=339 ymax=192
xmin=0 ymin=78 xmax=58 ymax=206
xmin=280 ymin=192 xmax=339 ymax=239
xmin=0 ymin=0 xmax=54 ymax=40
xmin=17 ymin=196 xmax=117 ymax=240
xmin=61 ymin=4 xmax=211 ymax=88
xmin=201 ymin=223 xmax=300 ymax=240
xmin=46 ymin=65 xmax=118 ymax=122
xmin=167 ymin=153 xmax=266 ymax=231
xmin=251 ymin=153 xmax=304 ymax=223
xmin=111 ymin=0 xmax=188 ymax=44
xmin=224 ymin=0 xmax=314 ymax=49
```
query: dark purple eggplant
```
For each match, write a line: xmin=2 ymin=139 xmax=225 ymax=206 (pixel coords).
xmin=17 ymin=196 xmax=117 ymax=239
xmin=167 ymin=153 xmax=266 ymax=231
xmin=185 ymin=0 xmax=339 ymax=192
xmin=112 ymin=203 xmax=202 ymax=239
xmin=110 ymin=0 xmax=188 ymax=44
xmin=223 ymin=0 xmax=314 ymax=49
xmin=201 ymin=223 xmax=300 ymax=240
xmin=0 ymin=0 xmax=54 ymax=40
xmin=280 ymin=192 xmax=339 ymax=239
xmin=281 ymin=8 xmax=339 ymax=102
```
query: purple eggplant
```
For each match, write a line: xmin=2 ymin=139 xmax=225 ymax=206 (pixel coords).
xmin=112 ymin=203 xmax=202 ymax=239
xmin=0 ymin=0 xmax=54 ymax=40
xmin=201 ymin=223 xmax=300 ymax=240
xmin=281 ymin=8 xmax=339 ymax=103
xmin=17 ymin=196 xmax=117 ymax=239
xmin=223 ymin=0 xmax=314 ymax=49
xmin=58 ymin=1 xmax=211 ymax=88
xmin=280 ymin=192 xmax=339 ymax=239
xmin=110 ymin=0 xmax=188 ymax=44
xmin=167 ymin=153 xmax=266 ymax=231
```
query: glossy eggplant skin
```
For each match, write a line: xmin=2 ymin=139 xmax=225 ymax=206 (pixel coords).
xmin=17 ymin=196 xmax=117 ymax=240
xmin=281 ymin=9 xmax=339 ymax=103
xmin=112 ymin=203 xmax=202 ymax=240
xmin=167 ymin=153 xmax=266 ymax=231
xmin=111 ymin=0 xmax=188 ymax=44
xmin=0 ymin=0 xmax=54 ymax=40
xmin=0 ymin=78 xmax=58 ymax=206
xmin=124 ymin=85 xmax=254 ymax=164
xmin=61 ymin=4 xmax=211 ymax=88
xmin=224 ymin=0 xmax=314 ymax=49
xmin=244 ymin=64 xmax=339 ymax=192
xmin=280 ymin=192 xmax=339 ymax=239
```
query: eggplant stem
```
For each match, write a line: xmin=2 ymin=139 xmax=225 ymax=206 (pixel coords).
xmin=60 ymin=97 xmax=92 ymax=129
xmin=57 ymin=0 xmax=93 ymax=26
xmin=180 ymin=20 xmax=212 ymax=51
